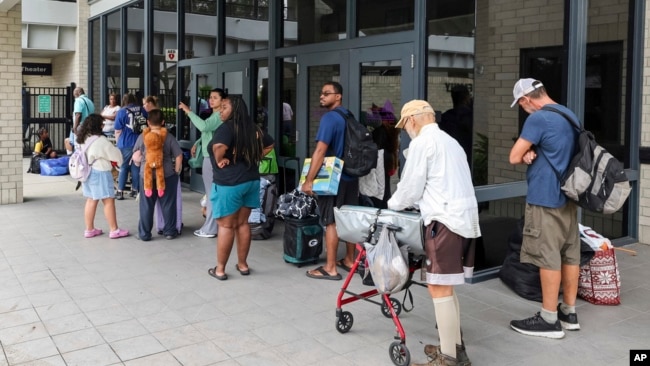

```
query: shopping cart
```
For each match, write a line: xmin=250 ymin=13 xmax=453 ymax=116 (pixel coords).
xmin=335 ymin=222 xmax=426 ymax=366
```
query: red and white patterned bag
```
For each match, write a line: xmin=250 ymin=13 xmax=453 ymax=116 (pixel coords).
xmin=577 ymin=248 xmax=621 ymax=305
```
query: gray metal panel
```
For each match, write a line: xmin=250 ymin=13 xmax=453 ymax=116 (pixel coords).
xmin=143 ymin=0 xmax=153 ymax=97
xmin=120 ymin=8 xmax=127 ymax=95
xmin=626 ymin=0 xmax=645 ymax=238
xmin=564 ymin=0 xmax=587 ymax=122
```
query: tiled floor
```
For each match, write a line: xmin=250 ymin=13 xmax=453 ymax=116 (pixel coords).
xmin=0 ymin=161 xmax=648 ymax=365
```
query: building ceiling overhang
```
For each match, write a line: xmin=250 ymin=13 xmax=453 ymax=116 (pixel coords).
xmin=0 ymin=0 xmax=20 ymax=12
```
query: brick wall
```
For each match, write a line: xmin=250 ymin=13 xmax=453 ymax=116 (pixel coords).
xmin=0 ymin=3 xmax=23 ymax=204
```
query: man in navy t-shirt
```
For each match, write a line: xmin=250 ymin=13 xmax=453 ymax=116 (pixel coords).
xmin=302 ymin=81 xmax=358 ymax=281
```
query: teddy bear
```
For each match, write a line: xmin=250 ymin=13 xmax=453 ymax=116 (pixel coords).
xmin=142 ymin=127 xmax=167 ymax=198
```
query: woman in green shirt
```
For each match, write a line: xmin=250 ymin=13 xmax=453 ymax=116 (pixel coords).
xmin=179 ymin=88 xmax=227 ymax=238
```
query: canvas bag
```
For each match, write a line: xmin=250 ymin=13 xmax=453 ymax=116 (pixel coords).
xmin=68 ymin=135 xmax=99 ymax=182
xmin=577 ymin=248 xmax=621 ymax=305
xmin=538 ymin=106 xmax=631 ymax=214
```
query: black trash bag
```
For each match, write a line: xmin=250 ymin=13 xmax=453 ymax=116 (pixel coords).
xmin=499 ymin=218 xmax=595 ymax=302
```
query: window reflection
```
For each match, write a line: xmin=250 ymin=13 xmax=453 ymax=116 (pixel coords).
xmin=357 ymin=0 xmax=414 ymax=37
xmin=254 ymin=59 xmax=270 ymax=132
xmin=127 ymin=1 xmax=145 ymax=99
xmin=283 ymin=0 xmax=346 ymax=47
xmin=106 ymin=11 xmax=122 ymax=97
xmin=280 ymin=57 xmax=297 ymax=158
xmin=360 ymin=61 xmax=402 ymax=208
xmin=154 ymin=0 xmax=216 ymax=14
xmin=225 ymin=0 xmax=270 ymax=54
xmin=425 ymin=0 xmax=476 ymax=183
xmin=307 ymin=65 xmax=341 ymax=154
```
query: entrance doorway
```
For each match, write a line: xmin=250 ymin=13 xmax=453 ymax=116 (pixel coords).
xmin=185 ymin=61 xmax=251 ymax=192
xmin=289 ymin=44 xmax=415 ymax=193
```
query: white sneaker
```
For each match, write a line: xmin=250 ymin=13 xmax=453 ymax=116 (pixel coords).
xmin=193 ymin=230 xmax=216 ymax=238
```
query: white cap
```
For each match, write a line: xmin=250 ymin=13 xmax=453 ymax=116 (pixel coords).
xmin=510 ymin=78 xmax=544 ymax=108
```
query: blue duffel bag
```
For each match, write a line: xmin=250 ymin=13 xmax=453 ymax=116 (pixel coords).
xmin=40 ymin=156 xmax=70 ymax=176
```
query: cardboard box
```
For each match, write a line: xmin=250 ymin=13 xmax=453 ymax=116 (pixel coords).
xmin=299 ymin=157 xmax=343 ymax=195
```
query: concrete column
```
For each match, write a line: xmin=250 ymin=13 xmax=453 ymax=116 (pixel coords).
xmin=0 ymin=3 xmax=23 ymax=204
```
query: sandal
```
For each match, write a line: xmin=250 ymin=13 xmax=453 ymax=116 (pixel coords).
xmin=336 ymin=260 xmax=352 ymax=272
xmin=208 ymin=267 xmax=227 ymax=281
xmin=306 ymin=266 xmax=341 ymax=280
xmin=235 ymin=265 xmax=250 ymax=276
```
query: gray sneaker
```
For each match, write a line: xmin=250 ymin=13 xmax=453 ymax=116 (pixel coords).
xmin=510 ymin=312 xmax=565 ymax=339
xmin=424 ymin=344 xmax=471 ymax=366
xmin=557 ymin=304 xmax=580 ymax=330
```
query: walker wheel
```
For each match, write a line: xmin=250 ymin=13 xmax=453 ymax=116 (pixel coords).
xmin=388 ymin=341 xmax=410 ymax=366
xmin=381 ymin=297 xmax=402 ymax=318
xmin=336 ymin=311 xmax=354 ymax=333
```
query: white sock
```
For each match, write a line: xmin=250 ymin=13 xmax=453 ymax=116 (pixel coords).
xmin=452 ymin=290 xmax=462 ymax=345
xmin=433 ymin=296 xmax=458 ymax=358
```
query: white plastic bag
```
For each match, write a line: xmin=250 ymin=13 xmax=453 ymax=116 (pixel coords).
xmin=364 ymin=226 xmax=409 ymax=294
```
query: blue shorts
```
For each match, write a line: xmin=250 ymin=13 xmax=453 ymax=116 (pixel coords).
xmin=211 ymin=180 xmax=260 ymax=219
xmin=82 ymin=169 xmax=115 ymax=200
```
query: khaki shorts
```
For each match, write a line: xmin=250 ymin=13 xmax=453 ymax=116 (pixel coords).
xmin=520 ymin=202 xmax=579 ymax=271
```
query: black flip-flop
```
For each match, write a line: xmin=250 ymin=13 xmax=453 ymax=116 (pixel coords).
xmin=306 ymin=266 xmax=342 ymax=280
xmin=336 ymin=260 xmax=352 ymax=272
xmin=235 ymin=264 xmax=250 ymax=276
xmin=208 ymin=267 xmax=227 ymax=280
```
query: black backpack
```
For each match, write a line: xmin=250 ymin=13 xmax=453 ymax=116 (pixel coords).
xmin=27 ymin=154 xmax=44 ymax=174
xmin=127 ymin=107 xmax=148 ymax=134
xmin=333 ymin=108 xmax=378 ymax=177
xmin=538 ymin=106 xmax=631 ymax=214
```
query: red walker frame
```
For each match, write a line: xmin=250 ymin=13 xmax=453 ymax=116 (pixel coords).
xmin=335 ymin=238 xmax=425 ymax=366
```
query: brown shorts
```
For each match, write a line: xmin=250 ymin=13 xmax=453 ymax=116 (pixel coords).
xmin=423 ymin=221 xmax=474 ymax=285
xmin=520 ymin=202 xmax=580 ymax=271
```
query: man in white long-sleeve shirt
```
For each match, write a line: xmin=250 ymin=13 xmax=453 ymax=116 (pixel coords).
xmin=387 ymin=100 xmax=481 ymax=366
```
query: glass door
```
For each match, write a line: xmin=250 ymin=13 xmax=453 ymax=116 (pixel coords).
xmin=185 ymin=61 xmax=250 ymax=192
xmin=350 ymin=44 xmax=415 ymax=205
xmin=184 ymin=64 xmax=218 ymax=191
xmin=292 ymin=45 xmax=415 ymax=194
xmin=218 ymin=61 xmax=252 ymax=111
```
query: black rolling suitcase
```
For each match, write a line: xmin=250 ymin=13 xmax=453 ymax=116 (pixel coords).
xmin=283 ymin=215 xmax=323 ymax=266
